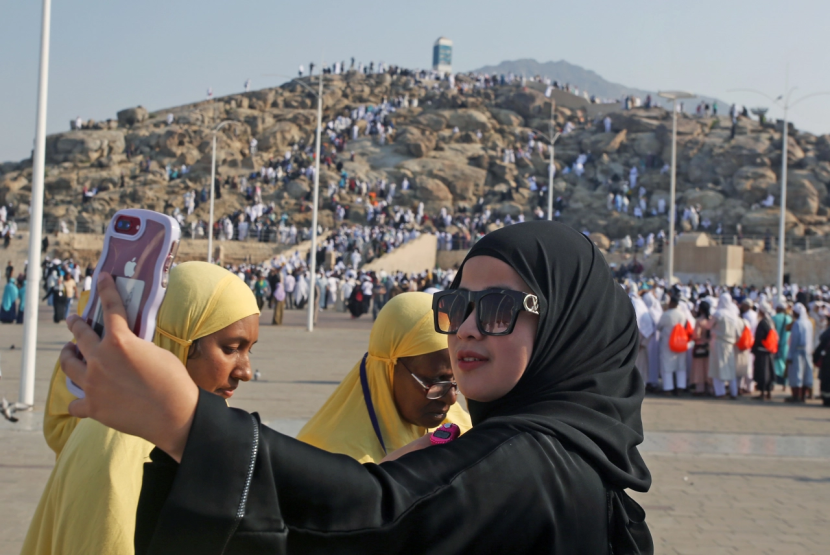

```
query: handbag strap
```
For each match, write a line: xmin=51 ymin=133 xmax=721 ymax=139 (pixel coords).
xmin=359 ymin=353 xmax=387 ymax=455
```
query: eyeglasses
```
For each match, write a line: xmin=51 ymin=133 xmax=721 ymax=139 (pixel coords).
xmin=432 ymin=288 xmax=540 ymax=336
xmin=399 ymin=358 xmax=458 ymax=400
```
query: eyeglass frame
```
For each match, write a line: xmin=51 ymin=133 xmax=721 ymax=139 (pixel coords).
xmin=432 ymin=288 xmax=541 ymax=336
xmin=398 ymin=357 xmax=458 ymax=400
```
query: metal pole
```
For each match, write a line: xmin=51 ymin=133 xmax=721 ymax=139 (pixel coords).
xmin=307 ymin=70 xmax=323 ymax=332
xmin=777 ymin=105 xmax=789 ymax=300
xmin=547 ymin=103 xmax=554 ymax=221
xmin=667 ymin=99 xmax=678 ymax=284
xmin=208 ymin=133 xmax=217 ymax=262
xmin=20 ymin=0 xmax=52 ymax=408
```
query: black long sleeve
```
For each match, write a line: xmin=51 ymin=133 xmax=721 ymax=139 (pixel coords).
xmin=136 ymin=390 xmax=641 ymax=555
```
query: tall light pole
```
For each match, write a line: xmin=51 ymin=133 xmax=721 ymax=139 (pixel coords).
xmin=208 ymin=120 xmax=241 ymax=262
xmin=19 ymin=0 xmax=53 ymax=408
xmin=307 ymin=66 xmax=323 ymax=332
xmin=546 ymin=103 xmax=561 ymax=221
xmin=729 ymin=80 xmax=830 ymax=300
xmin=657 ymin=91 xmax=695 ymax=285
xmin=263 ymin=64 xmax=326 ymax=331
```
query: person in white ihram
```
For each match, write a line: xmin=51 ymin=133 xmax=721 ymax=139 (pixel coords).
xmin=656 ymin=294 xmax=689 ymax=395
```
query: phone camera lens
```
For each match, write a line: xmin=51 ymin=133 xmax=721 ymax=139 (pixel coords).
xmin=116 ymin=219 xmax=130 ymax=231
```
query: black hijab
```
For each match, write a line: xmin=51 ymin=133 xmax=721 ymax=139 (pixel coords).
xmin=451 ymin=221 xmax=651 ymax=493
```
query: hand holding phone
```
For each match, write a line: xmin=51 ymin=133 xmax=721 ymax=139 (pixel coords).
xmin=67 ymin=209 xmax=180 ymax=398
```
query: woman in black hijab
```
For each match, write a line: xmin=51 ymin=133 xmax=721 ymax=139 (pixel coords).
xmin=63 ymin=222 xmax=653 ymax=554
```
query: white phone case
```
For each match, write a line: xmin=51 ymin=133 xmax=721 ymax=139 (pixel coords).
xmin=67 ymin=209 xmax=180 ymax=398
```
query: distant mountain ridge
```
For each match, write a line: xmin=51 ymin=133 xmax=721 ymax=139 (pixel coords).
xmin=470 ymin=58 xmax=723 ymax=108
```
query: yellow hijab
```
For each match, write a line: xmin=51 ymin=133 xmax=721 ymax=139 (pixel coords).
xmin=23 ymin=262 xmax=259 ymax=555
xmin=297 ymin=292 xmax=472 ymax=464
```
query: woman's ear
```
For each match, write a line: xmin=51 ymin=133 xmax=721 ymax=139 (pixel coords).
xmin=187 ymin=339 xmax=200 ymax=360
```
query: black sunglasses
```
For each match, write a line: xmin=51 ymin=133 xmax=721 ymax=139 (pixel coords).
xmin=432 ymin=288 xmax=540 ymax=336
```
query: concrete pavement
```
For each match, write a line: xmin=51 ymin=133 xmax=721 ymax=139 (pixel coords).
xmin=2 ymin=302 xmax=829 ymax=554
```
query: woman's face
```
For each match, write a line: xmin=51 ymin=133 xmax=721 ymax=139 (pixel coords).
xmin=186 ymin=314 xmax=259 ymax=400
xmin=393 ymin=348 xmax=457 ymax=429
xmin=449 ymin=256 xmax=538 ymax=403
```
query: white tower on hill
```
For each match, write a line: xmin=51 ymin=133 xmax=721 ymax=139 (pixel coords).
xmin=432 ymin=37 xmax=453 ymax=74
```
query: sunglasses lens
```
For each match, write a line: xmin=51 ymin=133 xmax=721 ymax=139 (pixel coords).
xmin=479 ymin=292 xmax=517 ymax=334
xmin=436 ymin=293 xmax=468 ymax=333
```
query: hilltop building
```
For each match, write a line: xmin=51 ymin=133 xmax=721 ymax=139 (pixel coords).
xmin=432 ymin=37 xmax=452 ymax=74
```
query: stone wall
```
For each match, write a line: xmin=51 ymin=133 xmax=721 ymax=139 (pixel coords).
xmin=675 ymin=243 xmax=744 ymax=285
xmin=3 ymin=232 xmax=321 ymax=273
xmin=363 ymin=234 xmax=437 ymax=274
xmin=744 ymin=248 xmax=830 ymax=285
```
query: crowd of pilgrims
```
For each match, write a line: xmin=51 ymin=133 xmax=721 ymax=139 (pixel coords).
xmin=627 ymin=280 xmax=830 ymax=405
xmin=159 ymin=62 xmax=660 ymax=250
xmin=1 ymin=258 xmax=93 ymax=326
xmin=221 ymin=246 xmax=457 ymax=325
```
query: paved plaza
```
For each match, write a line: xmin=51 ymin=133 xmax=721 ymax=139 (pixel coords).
xmin=1 ymin=304 xmax=829 ymax=554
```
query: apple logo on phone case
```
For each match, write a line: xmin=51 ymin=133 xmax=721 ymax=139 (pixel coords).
xmin=124 ymin=258 xmax=137 ymax=277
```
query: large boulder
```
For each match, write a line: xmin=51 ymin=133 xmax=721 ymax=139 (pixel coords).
xmin=581 ymin=130 xmax=627 ymax=154
xmin=116 ymin=106 xmax=148 ymax=127
xmin=157 ymin=128 xmax=189 ymax=157
xmin=608 ymin=109 xmax=666 ymax=134
xmin=258 ymin=121 xmax=302 ymax=152
xmin=816 ymin=135 xmax=830 ymax=162
xmin=284 ymin=179 xmax=310 ymax=199
xmin=655 ymin=117 xmax=701 ymax=137
xmin=495 ymin=201 xmax=523 ymax=217
xmin=443 ymin=109 xmax=492 ymax=133
xmin=398 ymin=158 xmax=486 ymax=201
xmin=488 ymin=108 xmax=524 ymax=128
xmin=228 ymin=108 xmax=275 ymax=135
xmin=681 ymin=189 xmax=725 ymax=211
xmin=741 ymin=208 xmax=802 ymax=235
xmin=45 ymin=130 xmax=126 ymax=164
xmin=396 ymin=126 xmax=436 ymax=157
xmin=412 ymin=112 xmax=448 ymax=132
xmin=787 ymin=170 xmax=823 ymax=215
xmin=630 ymin=132 xmax=662 ymax=156
xmin=773 ymin=135 xmax=805 ymax=165
xmin=414 ymin=175 xmax=452 ymax=201
xmin=812 ymin=161 xmax=830 ymax=185
xmin=497 ymin=89 xmax=548 ymax=120
xmin=731 ymin=166 xmax=778 ymax=204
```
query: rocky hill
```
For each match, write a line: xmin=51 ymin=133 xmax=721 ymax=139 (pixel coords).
xmin=1 ymin=69 xmax=829 ymax=242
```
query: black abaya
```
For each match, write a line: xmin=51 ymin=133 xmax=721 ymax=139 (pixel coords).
xmin=816 ymin=328 xmax=830 ymax=406
xmin=136 ymin=222 xmax=653 ymax=554
xmin=752 ymin=317 xmax=776 ymax=393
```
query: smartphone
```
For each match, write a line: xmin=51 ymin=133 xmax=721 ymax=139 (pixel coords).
xmin=67 ymin=209 xmax=180 ymax=398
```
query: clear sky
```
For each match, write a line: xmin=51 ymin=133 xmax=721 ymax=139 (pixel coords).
xmin=3 ymin=0 xmax=829 ymax=163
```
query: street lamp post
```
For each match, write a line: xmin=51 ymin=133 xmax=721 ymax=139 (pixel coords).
xmin=546 ymin=104 xmax=561 ymax=221
xmin=208 ymin=120 xmax=241 ymax=263
xmin=657 ymin=91 xmax=696 ymax=285
xmin=532 ymin=105 xmax=561 ymax=221
xmin=263 ymin=66 xmax=326 ymax=331
xmin=19 ymin=0 xmax=53 ymax=408
xmin=307 ymin=71 xmax=323 ymax=332
xmin=728 ymin=81 xmax=830 ymax=301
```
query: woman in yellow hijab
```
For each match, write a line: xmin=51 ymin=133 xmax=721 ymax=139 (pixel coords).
xmin=22 ymin=262 xmax=260 ymax=555
xmin=297 ymin=291 xmax=471 ymax=463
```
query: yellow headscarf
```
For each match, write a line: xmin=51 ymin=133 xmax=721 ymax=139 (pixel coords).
xmin=23 ymin=262 xmax=260 ymax=555
xmin=297 ymin=292 xmax=472 ymax=464
xmin=154 ymin=261 xmax=261 ymax=363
